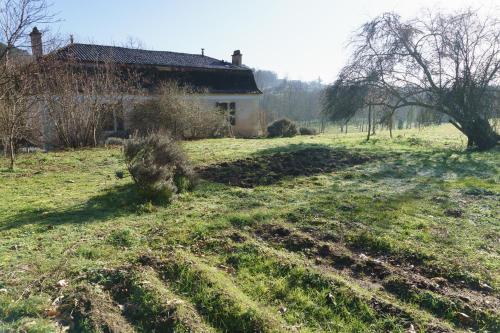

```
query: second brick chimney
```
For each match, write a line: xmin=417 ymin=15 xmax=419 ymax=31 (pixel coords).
xmin=29 ymin=27 xmax=43 ymax=59
xmin=231 ymin=50 xmax=242 ymax=66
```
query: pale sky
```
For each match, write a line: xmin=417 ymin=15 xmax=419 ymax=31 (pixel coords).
xmin=45 ymin=0 xmax=498 ymax=83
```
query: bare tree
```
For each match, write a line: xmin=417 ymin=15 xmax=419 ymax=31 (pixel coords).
xmin=323 ymin=71 xmax=388 ymax=140
xmin=0 ymin=0 xmax=55 ymax=61
xmin=0 ymin=63 xmax=39 ymax=169
xmin=121 ymin=36 xmax=145 ymax=50
xmin=331 ymin=9 xmax=500 ymax=150
xmin=379 ymin=107 xmax=395 ymax=138
xmin=323 ymin=79 xmax=365 ymax=133
xmin=0 ymin=0 xmax=54 ymax=168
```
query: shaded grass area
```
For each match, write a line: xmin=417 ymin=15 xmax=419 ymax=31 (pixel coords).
xmin=0 ymin=183 xmax=144 ymax=231
xmin=0 ymin=125 xmax=498 ymax=332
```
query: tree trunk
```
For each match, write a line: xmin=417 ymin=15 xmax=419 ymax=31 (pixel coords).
xmin=8 ymin=136 xmax=15 ymax=170
xmin=93 ymin=126 xmax=97 ymax=147
xmin=457 ymin=117 xmax=499 ymax=151
xmin=389 ymin=114 xmax=393 ymax=138
xmin=2 ymin=138 xmax=7 ymax=157
xmin=367 ymin=105 xmax=372 ymax=141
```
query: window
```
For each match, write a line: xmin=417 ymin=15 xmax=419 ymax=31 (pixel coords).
xmin=216 ymin=102 xmax=228 ymax=111
xmin=216 ymin=102 xmax=236 ymax=126
xmin=102 ymin=103 xmax=124 ymax=132
xmin=229 ymin=102 xmax=236 ymax=126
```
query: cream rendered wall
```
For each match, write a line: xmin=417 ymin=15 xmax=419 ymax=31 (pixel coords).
xmin=122 ymin=93 xmax=263 ymax=138
xmin=38 ymin=92 xmax=262 ymax=150
xmin=191 ymin=94 xmax=263 ymax=137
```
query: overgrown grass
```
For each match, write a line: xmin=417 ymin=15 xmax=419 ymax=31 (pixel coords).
xmin=0 ymin=124 xmax=498 ymax=332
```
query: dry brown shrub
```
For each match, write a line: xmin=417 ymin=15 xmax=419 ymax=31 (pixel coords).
xmin=124 ymin=132 xmax=196 ymax=203
xmin=128 ymin=82 xmax=229 ymax=140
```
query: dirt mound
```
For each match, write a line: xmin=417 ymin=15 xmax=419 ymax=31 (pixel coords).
xmin=59 ymin=284 xmax=137 ymax=333
xmin=256 ymin=224 xmax=316 ymax=251
xmin=197 ymin=147 xmax=372 ymax=187
xmin=250 ymin=223 xmax=500 ymax=332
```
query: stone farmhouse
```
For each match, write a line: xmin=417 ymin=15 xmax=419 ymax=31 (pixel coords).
xmin=30 ymin=27 xmax=263 ymax=138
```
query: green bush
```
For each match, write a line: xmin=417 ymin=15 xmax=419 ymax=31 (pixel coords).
xmin=124 ymin=132 xmax=196 ymax=203
xmin=299 ymin=127 xmax=317 ymax=135
xmin=107 ymin=228 xmax=135 ymax=247
xmin=267 ymin=118 xmax=298 ymax=138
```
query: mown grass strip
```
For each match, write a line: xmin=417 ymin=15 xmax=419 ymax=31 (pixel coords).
xmin=218 ymin=234 xmax=460 ymax=333
xmin=249 ymin=221 xmax=499 ymax=331
xmin=221 ymin=241 xmax=406 ymax=332
xmin=141 ymin=250 xmax=290 ymax=333
xmin=121 ymin=267 xmax=217 ymax=333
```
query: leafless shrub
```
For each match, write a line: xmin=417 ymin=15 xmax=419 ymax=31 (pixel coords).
xmin=128 ymin=82 xmax=229 ymax=140
xmin=37 ymin=60 xmax=141 ymax=148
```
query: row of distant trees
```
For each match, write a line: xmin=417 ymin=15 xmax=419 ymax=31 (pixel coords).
xmin=253 ymin=70 xmax=323 ymax=123
xmin=253 ymin=69 xmax=455 ymax=135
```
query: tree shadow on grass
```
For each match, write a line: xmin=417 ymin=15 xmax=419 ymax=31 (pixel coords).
xmin=0 ymin=183 xmax=145 ymax=231
xmin=197 ymin=141 xmax=497 ymax=189
xmin=197 ymin=144 xmax=377 ymax=188
xmin=367 ymin=148 xmax=498 ymax=181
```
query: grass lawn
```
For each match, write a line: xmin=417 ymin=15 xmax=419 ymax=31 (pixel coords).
xmin=0 ymin=125 xmax=498 ymax=332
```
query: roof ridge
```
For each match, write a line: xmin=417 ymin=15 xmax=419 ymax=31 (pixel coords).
xmin=50 ymin=42 xmax=251 ymax=71
xmin=64 ymin=43 xmax=220 ymax=61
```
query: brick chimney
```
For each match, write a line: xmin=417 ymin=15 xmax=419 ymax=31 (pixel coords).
xmin=232 ymin=50 xmax=242 ymax=66
xmin=29 ymin=27 xmax=43 ymax=59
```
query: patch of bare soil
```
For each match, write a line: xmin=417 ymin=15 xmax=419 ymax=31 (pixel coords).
xmin=197 ymin=147 xmax=373 ymax=187
xmin=253 ymin=223 xmax=500 ymax=332
xmin=58 ymin=284 xmax=137 ymax=333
